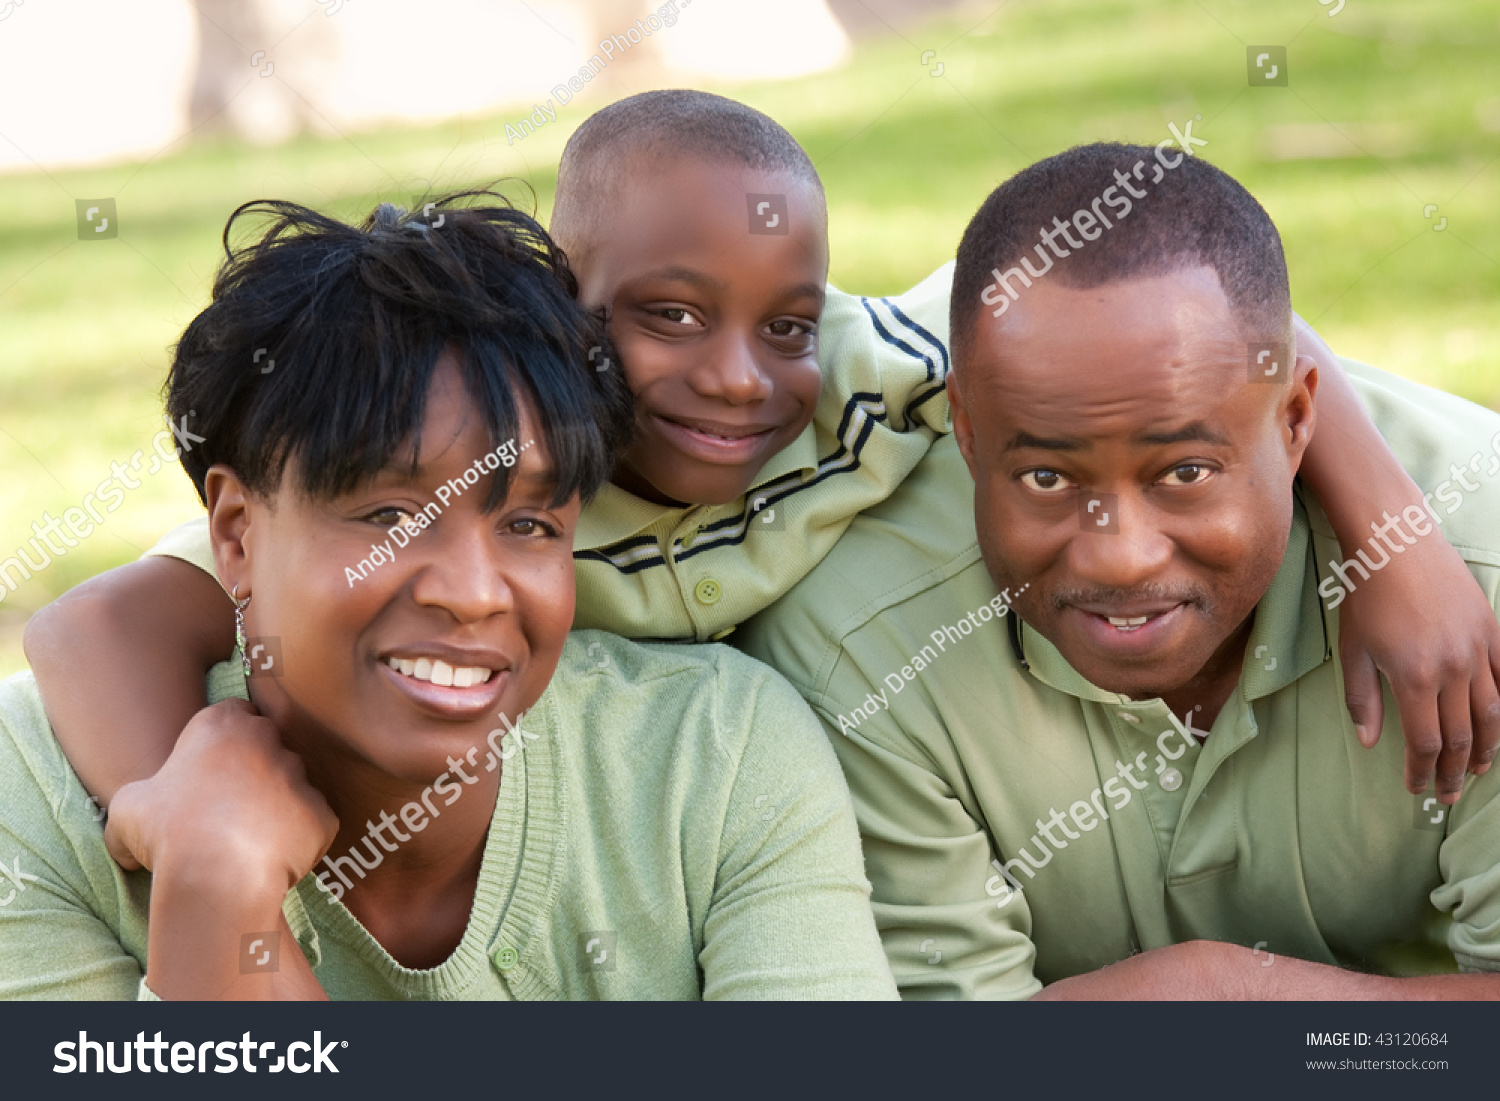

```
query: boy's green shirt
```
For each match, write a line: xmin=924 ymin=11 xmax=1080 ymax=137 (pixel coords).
xmin=737 ymin=360 xmax=1500 ymax=998
xmin=0 ymin=630 xmax=897 ymax=1000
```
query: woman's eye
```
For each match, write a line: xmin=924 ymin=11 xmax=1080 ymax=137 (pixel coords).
xmin=507 ymin=517 xmax=559 ymax=538
xmin=1160 ymin=464 xmax=1212 ymax=487
xmin=657 ymin=308 xmax=701 ymax=327
xmin=364 ymin=506 xmax=416 ymax=527
xmin=1019 ymin=469 xmax=1072 ymax=493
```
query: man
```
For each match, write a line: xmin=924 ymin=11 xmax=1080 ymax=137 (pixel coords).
xmin=738 ymin=142 xmax=1500 ymax=998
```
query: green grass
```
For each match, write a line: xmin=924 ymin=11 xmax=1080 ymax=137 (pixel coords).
xmin=1 ymin=0 xmax=1497 ymax=675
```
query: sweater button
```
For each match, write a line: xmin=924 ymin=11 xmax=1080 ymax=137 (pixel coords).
xmin=693 ymin=577 xmax=722 ymax=606
xmin=495 ymin=945 xmax=519 ymax=970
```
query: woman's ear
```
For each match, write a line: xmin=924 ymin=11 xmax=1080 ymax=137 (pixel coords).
xmin=204 ymin=465 xmax=254 ymax=595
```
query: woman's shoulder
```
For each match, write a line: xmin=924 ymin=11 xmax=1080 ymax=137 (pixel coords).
xmin=545 ymin=630 xmax=835 ymax=775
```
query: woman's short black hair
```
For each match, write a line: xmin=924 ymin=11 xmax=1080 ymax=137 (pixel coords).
xmin=166 ymin=191 xmax=635 ymax=509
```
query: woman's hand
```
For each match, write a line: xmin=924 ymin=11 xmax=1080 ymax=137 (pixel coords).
xmin=106 ymin=698 xmax=339 ymax=1000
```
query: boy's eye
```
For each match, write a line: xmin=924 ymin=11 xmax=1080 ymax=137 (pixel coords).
xmin=766 ymin=319 xmax=811 ymax=338
xmin=656 ymin=307 xmax=703 ymax=328
xmin=1159 ymin=463 xmax=1213 ymax=487
xmin=1019 ymin=469 xmax=1073 ymax=493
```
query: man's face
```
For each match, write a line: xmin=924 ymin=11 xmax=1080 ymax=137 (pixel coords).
xmin=223 ymin=353 xmax=578 ymax=786
xmin=569 ymin=155 xmax=828 ymax=507
xmin=949 ymin=266 xmax=1316 ymax=700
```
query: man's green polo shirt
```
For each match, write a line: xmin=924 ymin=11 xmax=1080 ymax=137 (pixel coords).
xmin=737 ymin=360 xmax=1500 ymax=999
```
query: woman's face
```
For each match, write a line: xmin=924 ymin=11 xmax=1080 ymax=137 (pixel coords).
xmin=221 ymin=352 xmax=579 ymax=786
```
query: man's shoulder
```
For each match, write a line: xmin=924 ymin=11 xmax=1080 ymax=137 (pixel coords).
xmin=738 ymin=434 xmax=988 ymax=692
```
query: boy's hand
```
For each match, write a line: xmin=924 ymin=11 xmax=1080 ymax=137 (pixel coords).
xmin=105 ymin=698 xmax=339 ymax=887
xmin=1338 ymin=535 xmax=1500 ymax=802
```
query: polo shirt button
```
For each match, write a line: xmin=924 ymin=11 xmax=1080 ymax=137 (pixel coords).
xmin=681 ymin=529 xmax=699 ymax=550
xmin=694 ymin=578 xmax=722 ymax=605
xmin=495 ymin=945 xmax=519 ymax=970
xmin=1158 ymin=767 xmax=1182 ymax=792
xmin=1119 ymin=712 xmax=1140 ymax=724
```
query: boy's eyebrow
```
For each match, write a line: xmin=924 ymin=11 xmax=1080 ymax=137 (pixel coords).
xmin=636 ymin=265 xmax=728 ymax=293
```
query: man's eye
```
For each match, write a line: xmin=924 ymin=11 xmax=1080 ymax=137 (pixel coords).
xmin=1160 ymin=464 xmax=1212 ymax=487
xmin=1019 ymin=469 xmax=1072 ymax=493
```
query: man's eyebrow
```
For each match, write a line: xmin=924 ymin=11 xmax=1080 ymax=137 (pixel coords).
xmin=1135 ymin=422 xmax=1231 ymax=447
xmin=1005 ymin=432 xmax=1088 ymax=452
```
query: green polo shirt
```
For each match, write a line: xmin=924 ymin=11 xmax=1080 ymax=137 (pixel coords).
xmin=737 ymin=359 xmax=1500 ymax=999
xmin=0 ymin=631 xmax=897 ymax=1000
xmin=573 ymin=264 xmax=952 ymax=641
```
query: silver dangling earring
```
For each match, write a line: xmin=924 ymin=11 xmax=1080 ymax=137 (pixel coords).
xmin=231 ymin=584 xmax=252 ymax=678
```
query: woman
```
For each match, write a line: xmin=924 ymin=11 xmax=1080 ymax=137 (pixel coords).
xmin=0 ymin=195 xmax=897 ymax=1000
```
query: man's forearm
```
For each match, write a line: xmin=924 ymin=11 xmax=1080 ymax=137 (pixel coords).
xmin=1036 ymin=940 xmax=1500 ymax=1000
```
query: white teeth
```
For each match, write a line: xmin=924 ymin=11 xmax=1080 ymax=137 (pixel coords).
xmin=386 ymin=657 xmax=492 ymax=687
xmin=1107 ymin=616 xmax=1150 ymax=628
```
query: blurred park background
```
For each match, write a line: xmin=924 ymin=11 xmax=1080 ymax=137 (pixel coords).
xmin=1 ymin=0 xmax=1497 ymax=676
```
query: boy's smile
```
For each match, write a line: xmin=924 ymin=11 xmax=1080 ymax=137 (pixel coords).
xmin=568 ymin=156 xmax=829 ymax=507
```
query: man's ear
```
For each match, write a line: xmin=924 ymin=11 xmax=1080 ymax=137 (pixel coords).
xmin=947 ymin=371 xmax=981 ymax=480
xmin=1284 ymin=353 xmax=1319 ymax=474
xmin=204 ymin=465 xmax=254 ymax=596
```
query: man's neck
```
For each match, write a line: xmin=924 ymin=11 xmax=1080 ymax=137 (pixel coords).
xmin=1158 ymin=616 xmax=1255 ymax=733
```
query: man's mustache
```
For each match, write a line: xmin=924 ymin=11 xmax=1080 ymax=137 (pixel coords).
xmin=1045 ymin=583 xmax=1213 ymax=615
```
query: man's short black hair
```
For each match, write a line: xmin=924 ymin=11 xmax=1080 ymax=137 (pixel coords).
xmin=551 ymin=89 xmax=823 ymax=252
xmin=166 ymin=192 xmax=635 ymax=509
xmin=950 ymin=142 xmax=1290 ymax=367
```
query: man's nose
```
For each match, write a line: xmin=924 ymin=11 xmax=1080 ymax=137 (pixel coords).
xmin=1067 ymin=494 xmax=1173 ymax=588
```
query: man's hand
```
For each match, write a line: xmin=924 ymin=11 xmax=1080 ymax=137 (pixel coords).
xmin=106 ymin=698 xmax=339 ymax=999
xmin=1338 ymin=536 xmax=1500 ymax=802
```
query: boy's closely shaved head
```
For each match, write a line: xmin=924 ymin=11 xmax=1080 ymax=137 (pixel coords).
xmin=551 ymin=89 xmax=824 ymax=258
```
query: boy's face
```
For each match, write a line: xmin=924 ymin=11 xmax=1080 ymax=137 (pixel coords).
xmin=226 ymin=354 xmax=578 ymax=786
xmin=571 ymin=156 xmax=829 ymax=507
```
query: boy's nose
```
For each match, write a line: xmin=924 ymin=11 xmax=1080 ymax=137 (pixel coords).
xmin=693 ymin=338 xmax=773 ymax=405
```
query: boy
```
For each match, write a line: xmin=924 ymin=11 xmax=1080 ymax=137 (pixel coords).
xmin=25 ymin=92 xmax=1500 ymax=814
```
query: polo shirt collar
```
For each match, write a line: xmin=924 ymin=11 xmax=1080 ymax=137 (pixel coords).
xmin=1013 ymin=488 xmax=1329 ymax=704
xmin=574 ymin=421 xmax=821 ymax=552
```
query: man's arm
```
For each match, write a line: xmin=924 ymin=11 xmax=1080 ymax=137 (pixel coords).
xmin=1295 ymin=316 xmax=1500 ymax=799
xmin=1033 ymin=940 xmax=1500 ymax=1000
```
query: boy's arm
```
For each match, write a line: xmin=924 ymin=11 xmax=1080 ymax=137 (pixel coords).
xmin=22 ymin=556 xmax=235 ymax=805
xmin=1296 ymin=316 xmax=1500 ymax=800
